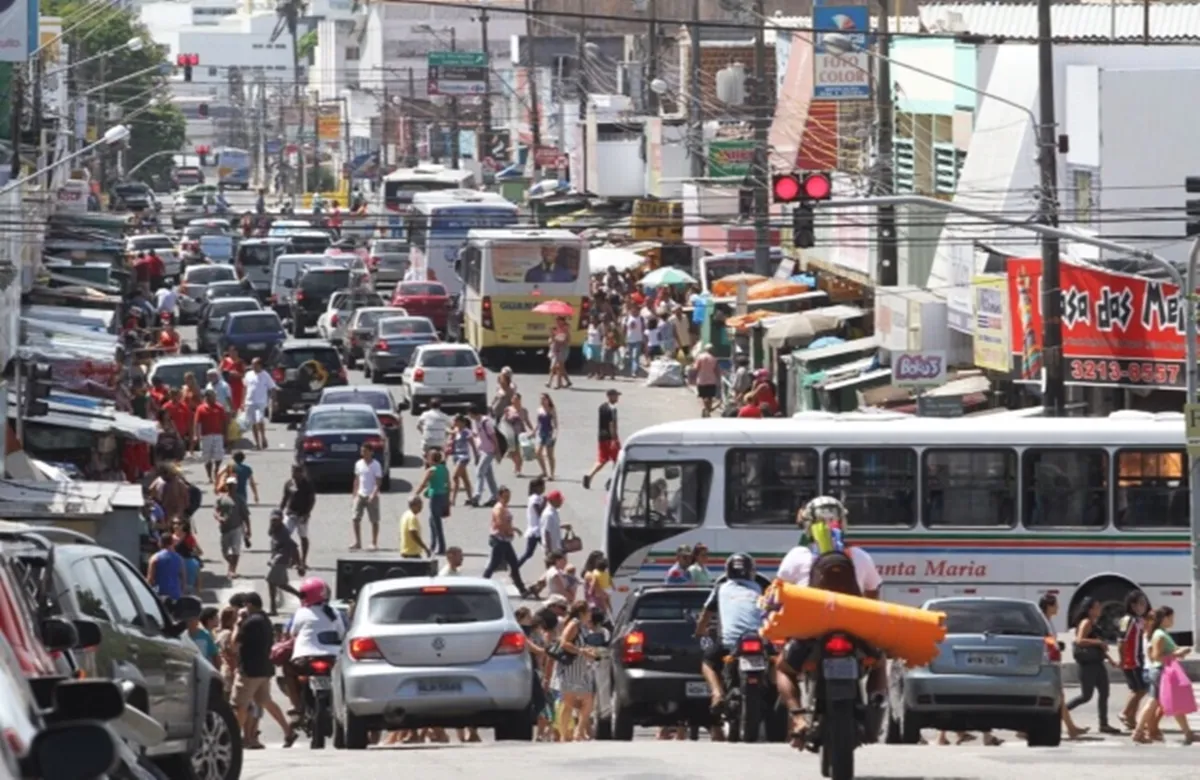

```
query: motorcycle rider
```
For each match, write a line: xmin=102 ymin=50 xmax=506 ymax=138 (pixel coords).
xmin=774 ymin=496 xmax=885 ymax=746
xmin=282 ymin=577 xmax=347 ymax=713
xmin=693 ymin=553 xmax=770 ymax=713
xmin=216 ymin=184 xmax=230 ymax=214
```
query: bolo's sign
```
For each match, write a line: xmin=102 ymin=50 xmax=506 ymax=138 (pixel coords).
xmin=813 ymin=4 xmax=870 ymax=100
xmin=893 ymin=351 xmax=947 ymax=389
xmin=427 ymin=51 xmax=488 ymax=97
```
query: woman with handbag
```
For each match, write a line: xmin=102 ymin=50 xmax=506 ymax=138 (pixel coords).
xmin=1133 ymin=606 xmax=1196 ymax=744
xmin=549 ymin=601 xmax=602 ymax=742
xmin=1066 ymin=597 xmax=1122 ymax=734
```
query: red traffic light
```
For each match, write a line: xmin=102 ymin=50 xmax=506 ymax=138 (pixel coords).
xmin=176 ymin=53 xmax=199 ymax=66
xmin=803 ymin=173 xmax=832 ymax=200
xmin=772 ymin=175 xmax=801 ymax=203
xmin=195 ymin=144 xmax=210 ymax=155
xmin=773 ymin=172 xmax=832 ymax=203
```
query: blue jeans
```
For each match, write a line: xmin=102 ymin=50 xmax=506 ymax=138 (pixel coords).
xmin=516 ymin=535 xmax=540 ymax=567
xmin=428 ymin=493 xmax=449 ymax=554
xmin=627 ymin=341 xmax=642 ymax=375
xmin=473 ymin=452 xmax=498 ymax=503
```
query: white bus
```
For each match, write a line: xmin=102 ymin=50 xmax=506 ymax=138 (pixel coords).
xmin=405 ymin=191 xmax=519 ymax=294
xmin=381 ymin=165 xmax=476 ymax=238
xmin=604 ymin=410 xmax=1190 ymax=634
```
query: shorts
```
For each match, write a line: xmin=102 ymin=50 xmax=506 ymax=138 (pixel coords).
xmin=648 ymin=344 xmax=663 ymax=359
xmin=782 ymin=639 xmax=815 ymax=673
xmin=703 ymin=641 xmax=731 ymax=672
xmin=596 ymin=439 xmax=621 ymax=464
xmin=220 ymin=528 xmax=243 ymax=558
xmin=200 ymin=434 xmax=225 ymax=462
xmin=697 ymin=383 xmax=719 ymax=400
xmin=1146 ymin=667 xmax=1162 ymax=698
xmin=352 ymin=494 xmax=380 ymax=526
xmin=285 ymin=512 xmax=309 ymax=540
xmin=231 ymin=674 xmax=272 ymax=709
xmin=1123 ymin=668 xmax=1147 ymax=694
xmin=244 ymin=403 xmax=266 ymax=426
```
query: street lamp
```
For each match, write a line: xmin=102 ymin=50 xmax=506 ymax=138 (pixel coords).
xmin=45 ymin=36 xmax=145 ymax=77
xmin=0 ymin=125 xmax=130 ymax=195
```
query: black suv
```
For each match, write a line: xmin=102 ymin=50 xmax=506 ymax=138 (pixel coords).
xmin=290 ymin=266 xmax=352 ymax=337
xmin=266 ymin=340 xmax=349 ymax=421
xmin=1 ymin=530 xmax=242 ymax=780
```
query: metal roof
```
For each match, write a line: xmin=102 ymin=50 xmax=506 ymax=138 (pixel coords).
xmin=919 ymin=2 xmax=1200 ymax=41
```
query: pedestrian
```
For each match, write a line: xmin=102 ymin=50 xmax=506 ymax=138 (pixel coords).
xmin=448 ymin=414 xmax=475 ymax=505
xmin=688 ymin=543 xmax=713 ymax=585
xmin=503 ymin=393 xmax=533 ymax=476
xmin=224 ymin=450 xmax=258 ymax=540
xmin=540 ymin=490 xmax=565 ymax=558
xmin=231 ymin=591 xmax=297 ymax=747
xmin=171 ymin=518 xmax=204 ymax=594
xmin=664 ymin=545 xmax=692 ymax=584
xmin=1134 ymin=606 xmax=1196 ymax=744
xmin=146 ymin=533 xmax=185 ymax=601
xmin=1067 ymin=597 xmax=1122 ymax=734
xmin=157 ymin=317 xmax=182 ymax=354
xmin=601 ymin=319 xmax=620 ymax=380
xmin=189 ymin=607 xmax=221 ymax=667
xmin=242 ymin=357 xmax=277 ymax=450
xmin=517 ymin=478 xmax=547 ymax=568
xmin=205 ymin=368 xmax=234 ymax=415
xmin=162 ymin=389 xmax=193 ymax=456
xmin=194 ymin=388 xmax=228 ymax=483
xmin=582 ymin=551 xmax=612 ymax=617
xmin=1119 ymin=590 xmax=1151 ymax=731
xmin=417 ymin=397 xmax=452 ymax=455
xmin=584 ymin=317 xmax=602 ymax=379
xmin=622 ymin=306 xmax=644 ymax=377
xmin=693 ymin=344 xmax=721 ymax=417
xmin=220 ymin=347 xmax=247 ymax=415
xmin=439 ymin=546 xmax=464 ymax=576
xmin=480 ymin=486 xmax=530 ymax=597
xmin=350 ymin=443 xmax=383 ymax=551
xmin=534 ymin=552 xmax=571 ymax=601
xmin=215 ymin=479 xmax=246 ymax=579
xmin=416 ymin=450 xmax=451 ymax=556
xmin=466 ymin=406 xmax=500 ymax=507
xmin=534 ymin=393 xmax=558 ymax=480
xmin=550 ymin=600 xmax=601 ymax=742
xmin=582 ymin=389 xmax=620 ymax=490
xmin=547 ymin=316 xmax=573 ymax=389
xmin=215 ymin=606 xmax=238 ymax=692
xmin=399 ymin=495 xmax=431 ymax=559
xmin=266 ymin=509 xmax=301 ymax=615
xmin=280 ymin=464 xmax=316 ymax=574
xmin=1035 ymin=593 xmax=1088 ymax=740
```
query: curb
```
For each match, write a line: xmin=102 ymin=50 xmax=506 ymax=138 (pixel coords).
xmin=1060 ymin=658 xmax=1200 ymax=685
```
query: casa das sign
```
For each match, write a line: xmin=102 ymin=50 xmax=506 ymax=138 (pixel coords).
xmin=1007 ymin=257 xmax=1189 ymax=389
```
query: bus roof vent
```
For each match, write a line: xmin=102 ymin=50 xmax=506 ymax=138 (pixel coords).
xmin=1109 ymin=410 xmax=1156 ymax=420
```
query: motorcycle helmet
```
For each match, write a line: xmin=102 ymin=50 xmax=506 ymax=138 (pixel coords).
xmin=725 ymin=552 xmax=755 ymax=581
xmin=298 ymin=576 xmax=330 ymax=607
xmin=799 ymin=496 xmax=848 ymax=528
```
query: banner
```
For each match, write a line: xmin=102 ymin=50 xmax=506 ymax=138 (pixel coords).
xmin=1006 ymin=258 xmax=1188 ymax=389
xmin=707 ymin=140 xmax=755 ymax=178
xmin=490 ymin=242 xmax=581 ymax=284
xmin=317 ymin=105 xmax=341 ymax=142
xmin=972 ymin=275 xmax=1010 ymax=372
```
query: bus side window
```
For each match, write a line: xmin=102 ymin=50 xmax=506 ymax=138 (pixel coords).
xmin=1114 ymin=448 xmax=1187 ymax=529
xmin=616 ymin=462 xmax=710 ymax=528
xmin=823 ymin=448 xmax=917 ymax=527
xmin=461 ymin=246 xmax=482 ymax=289
xmin=921 ymin=449 xmax=1017 ymax=528
xmin=726 ymin=448 xmax=819 ymax=526
xmin=1022 ymin=449 xmax=1108 ymax=529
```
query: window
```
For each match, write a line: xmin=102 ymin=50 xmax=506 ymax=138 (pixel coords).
xmin=1074 ymin=169 xmax=1094 ymax=224
xmin=417 ymin=348 xmax=479 ymax=369
xmin=230 ymin=313 xmax=283 ymax=334
xmin=279 ymin=348 xmax=342 ymax=371
xmin=188 ymin=265 xmax=236 ymax=285
xmin=923 ymin=449 xmax=1018 ymax=528
xmin=823 ymin=448 xmax=917 ymax=526
xmin=461 ymin=245 xmax=482 ymax=290
xmin=345 ymin=46 xmax=360 ymax=61
xmin=207 ymin=67 xmax=218 ymax=77
xmin=368 ymin=588 xmax=503 ymax=624
xmin=380 ymin=317 xmax=434 ymax=336
xmin=933 ymin=600 xmax=1049 ymax=636
xmin=151 ymin=361 xmax=215 ymax=389
xmin=68 ymin=561 xmax=112 ymax=622
xmin=107 ymin=558 xmax=165 ymax=632
xmin=1115 ymin=449 xmax=1188 ymax=529
xmin=726 ymin=448 xmax=819 ymax=526
xmin=400 ymin=283 xmax=447 ymax=297
xmin=89 ymin=558 xmax=142 ymax=627
xmin=616 ymin=461 xmax=711 ymax=528
xmin=307 ymin=410 xmax=378 ymax=431
xmin=1023 ymin=449 xmax=1108 ymax=529
xmin=322 ymin=391 xmax=390 ymax=410
xmin=300 ymin=270 xmax=350 ymax=293
xmin=631 ymin=590 xmax=709 ymax=621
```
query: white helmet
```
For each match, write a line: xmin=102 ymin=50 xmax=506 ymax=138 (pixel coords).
xmin=799 ymin=496 xmax=848 ymax=528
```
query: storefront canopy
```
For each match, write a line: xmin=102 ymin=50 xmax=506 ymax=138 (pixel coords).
xmin=7 ymin=400 xmax=157 ymax=444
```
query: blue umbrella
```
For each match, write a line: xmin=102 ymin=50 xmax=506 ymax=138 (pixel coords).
xmin=807 ymin=336 xmax=845 ymax=350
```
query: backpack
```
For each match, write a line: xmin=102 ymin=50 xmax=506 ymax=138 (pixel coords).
xmin=185 ymin=483 xmax=203 ymax=519
xmin=808 ymin=547 xmax=861 ymax=597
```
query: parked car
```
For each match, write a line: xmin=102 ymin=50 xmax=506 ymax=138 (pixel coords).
xmin=293 ymin=403 xmax=392 ymax=490
xmin=399 ymin=343 xmax=487 ymax=415
xmin=197 ymin=297 xmax=262 ymax=355
xmin=331 ymin=576 xmax=532 ymax=747
xmin=179 ymin=263 xmax=237 ymax=322
xmin=148 ymin=354 xmax=218 ymax=390
xmin=341 ymin=306 xmax=407 ymax=368
xmin=290 ymin=266 xmax=353 ymax=338
xmin=317 ymin=384 xmax=404 ymax=465
xmin=390 ymin=281 xmax=452 ymax=335
xmin=366 ymin=238 xmax=409 ymax=287
xmin=317 ymin=290 xmax=387 ymax=345
xmin=365 ymin=316 xmax=439 ymax=382
xmin=218 ymin=310 xmax=287 ymax=364
xmin=886 ymin=597 xmax=1063 ymax=747
xmin=266 ymin=341 xmax=348 ymax=421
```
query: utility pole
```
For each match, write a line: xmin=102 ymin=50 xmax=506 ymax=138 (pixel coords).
xmin=313 ymin=96 xmax=321 ymax=192
xmin=576 ymin=0 xmax=588 ymax=189
xmin=525 ymin=0 xmax=542 ymax=177
xmin=33 ymin=57 xmax=45 ymax=188
xmin=277 ymin=84 xmax=287 ymax=194
xmin=751 ymin=0 xmax=770 ymax=277
xmin=9 ymin=69 xmax=21 ymax=180
xmin=342 ymin=96 xmax=351 ymax=197
xmin=283 ymin=0 xmax=305 ymax=198
xmin=875 ymin=0 xmax=899 ymax=286
xmin=479 ymin=6 xmax=492 ymax=174
xmin=646 ymin=0 xmax=659 ymax=115
xmin=689 ymin=0 xmax=703 ymax=178
xmin=380 ymin=85 xmax=389 ymax=174
xmin=407 ymin=67 xmax=419 ymax=165
xmin=257 ymin=77 xmax=268 ymax=188
xmin=1037 ymin=0 xmax=1064 ymax=416
xmin=98 ymin=58 xmax=107 ymax=193
xmin=450 ymin=27 xmax=460 ymax=170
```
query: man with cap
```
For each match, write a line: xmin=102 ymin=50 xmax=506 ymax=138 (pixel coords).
xmin=540 ymin=490 xmax=566 ymax=557
xmin=582 ymin=388 xmax=621 ymax=490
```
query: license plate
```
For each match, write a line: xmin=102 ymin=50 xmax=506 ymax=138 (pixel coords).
xmin=417 ymin=679 xmax=462 ymax=695
xmin=285 ymin=369 xmax=299 ymax=381
xmin=248 ymin=343 xmax=266 ymax=350
xmin=822 ymin=658 xmax=858 ymax=680
xmin=739 ymin=656 xmax=767 ymax=672
xmin=302 ymin=391 xmax=320 ymax=400
xmin=440 ymin=387 xmax=460 ymax=395
xmin=685 ymin=681 xmax=709 ymax=698
xmin=331 ymin=443 xmax=358 ymax=453
xmin=965 ymin=653 xmax=1008 ymax=667
xmin=309 ymin=676 xmax=331 ymax=691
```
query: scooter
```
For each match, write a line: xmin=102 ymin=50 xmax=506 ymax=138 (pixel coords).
xmin=293 ymin=656 xmax=337 ymax=749
xmin=805 ymin=632 xmax=882 ymax=780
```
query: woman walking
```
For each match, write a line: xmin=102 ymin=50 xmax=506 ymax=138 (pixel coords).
xmin=448 ymin=415 xmax=475 ymax=505
xmin=490 ymin=369 xmax=517 ymax=421
xmin=503 ymin=393 xmax=533 ymax=476
xmin=1134 ymin=606 xmax=1196 ymax=744
xmin=535 ymin=393 xmax=558 ymax=480
xmin=517 ymin=478 xmax=547 ymax=568
xmin=547 ymin=316 xmax=573 ymax=389
xmin=416 ymin=450 xmax=452 ymax=556
xmin=1067 ymin=597 xmax=1122 ymax=734
xmin=550 ymin=601 xmax=602 ymax=741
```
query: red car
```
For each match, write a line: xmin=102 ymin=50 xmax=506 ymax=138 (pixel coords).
xmin=390 ymin=281 xmax=452 ymax=334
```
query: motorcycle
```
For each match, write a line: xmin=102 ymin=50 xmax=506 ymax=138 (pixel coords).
xmin=294 ymin=656 xmax=337 ymax=749
xmin=108 ymin=680 xmax=170 ymax=780
xmin=718 ymin=633 xmax=773 ymax=743
xmin=806 ymin=632 xmax=882 ymax=780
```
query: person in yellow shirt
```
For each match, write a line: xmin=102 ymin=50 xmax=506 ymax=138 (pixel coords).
xmin=400 ymin=496 xmax=430 ymax=558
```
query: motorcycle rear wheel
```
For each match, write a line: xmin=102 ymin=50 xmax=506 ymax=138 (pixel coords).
xmin=819 ymin=700 xmax=856 ymax=780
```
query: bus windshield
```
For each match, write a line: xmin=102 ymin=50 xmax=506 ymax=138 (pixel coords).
xmin=490 ymin=242 xmax=582 ymax=285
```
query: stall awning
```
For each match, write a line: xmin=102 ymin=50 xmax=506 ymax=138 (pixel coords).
xmin=590 ymin=246 xmax=650 ymax=273
xmin=22 ymin=305 xmax=117 ymax=332
xmin=792 ymin=336 xmax=879 ymax=365
xmin=7 ymin=401 xmax=158 ymax=444
xmin=821 ymin=368 xmax=892 ymax=392
xmin=0 ymin=480 xmax=143 ymax=518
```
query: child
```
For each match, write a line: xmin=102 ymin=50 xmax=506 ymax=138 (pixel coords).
xmin=448 ymin=415 xmax=475 ymax=505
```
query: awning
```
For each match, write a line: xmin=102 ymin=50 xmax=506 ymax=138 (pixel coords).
xmin=821 ymin=368 xmax=893 ymax=392
xmin=23 ymin=305 xmax=117 ymax=332
xmin=590 ymin=246 xmax=649 ymax=273
xmin=8 ymin=400 xmax=158 ymax=444
xmin=791 ymin=335 xmax=879 ymax=365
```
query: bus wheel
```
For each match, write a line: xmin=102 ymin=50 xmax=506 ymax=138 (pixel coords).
xmin=1075 ymin=580 xmax=1136 ymax=641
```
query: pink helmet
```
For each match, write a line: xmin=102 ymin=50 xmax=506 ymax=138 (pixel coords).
xmin=298 ymin=577 xmax=330 ymax=607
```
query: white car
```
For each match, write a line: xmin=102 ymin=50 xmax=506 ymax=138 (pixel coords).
xmin=316 ymin=291 xmax=387 ymax=344
xmin=147 ymin=354 xmax=218 ymax=390
xmin=400 ymin=343 xmax=487 ymax=415
xmin=125 ymin=234 xmax=181 ymax=278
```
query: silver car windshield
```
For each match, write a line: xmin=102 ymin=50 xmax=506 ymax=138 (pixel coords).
xmin=367 ymin=588 xmax=503 ymax=624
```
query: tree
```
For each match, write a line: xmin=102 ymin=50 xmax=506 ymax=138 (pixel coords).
xmin=42 ymin=0 xmax=187 ymax=186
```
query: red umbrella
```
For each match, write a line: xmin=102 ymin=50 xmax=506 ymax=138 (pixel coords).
xmin=532 ymin=300 xmax=575 ymax=316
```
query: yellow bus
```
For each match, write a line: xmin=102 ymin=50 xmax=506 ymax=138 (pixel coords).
xmin=457 ymin=228 xmax=591 ymax=364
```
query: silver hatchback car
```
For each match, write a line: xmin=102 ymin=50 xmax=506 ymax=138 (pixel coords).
xmin=886 ymin=597 xmax=1063 ymax=747
xmin=332 ymin=576 xmax=534 ymax=747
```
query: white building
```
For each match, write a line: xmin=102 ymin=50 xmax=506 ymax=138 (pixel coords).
xmin=139 ymin=0 xmax=244 ymax=31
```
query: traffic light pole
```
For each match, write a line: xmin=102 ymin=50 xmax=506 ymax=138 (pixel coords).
xmin=12 ymin=360 xmax=22 ymax=449
xmin=1185 ymin=238 xmax=1200 ymax=648
xmin=874 ymin=0 xmax=899 ymax=287
xmin=751 ymin=0 xmax=771 ymax=277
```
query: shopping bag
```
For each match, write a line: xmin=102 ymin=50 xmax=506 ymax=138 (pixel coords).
xmin=518 ymin=432 xmax=536 ymax=462
xmin=237 ymin=411 xmax=251 ymax=432
xmin=226 ymin=418 xmax=241 ymax=443
xmin=1160 ymin=659 xmax=1197 ymax=716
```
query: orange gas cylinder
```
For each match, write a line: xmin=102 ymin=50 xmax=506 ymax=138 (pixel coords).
xmin=760 ymin=580 xmax=948 ymax=667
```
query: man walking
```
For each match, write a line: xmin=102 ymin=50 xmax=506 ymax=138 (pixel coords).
xmin=350 ymin=443 xmax=383 ymax=551
xmin=194 ymin=388 xmax=228 ymax=483
xmin=582 ymin=389 xmax=620 ymax=490
xmin=231 ymin=592 xmax=296 ymax=747
xmin=693 ymin=344 xmax=722 ymax=417
xmin=280 ymin=464 xmax=317 ymax=574
xmin=417 ymin=397 xmax=452 ymax=454
xmin=467 ymin=405 xmax=499 ymax=507
xmin=242 ymin=357 xmax=277 ymax=450
xmin=215 ymin=480 xmax=246 ymax=578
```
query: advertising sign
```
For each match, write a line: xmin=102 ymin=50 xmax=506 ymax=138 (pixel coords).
xmin=893 ymin=350 xmax=947 ymax=389
xmin=707 ymin=139 xmax=755 ymax=178
xmin=813 ymin=5 xmax=870 ymax=100
xmin=316 ymin=104 xmax=341 ymax=142
xmin=1006 ymin=258 xmax=1190 ymax=389
xmin=631 ymin=199 xmax=683 ymax=243
xmin=0 ymin=0 xmax=36 ymax=63
xmin=427 ymin=51 xmax=488 ymax=97
xmin=972 ymin=275 xmax=1011 ymax=372
xmin=490 ymin=242 xmax=582 ymax=284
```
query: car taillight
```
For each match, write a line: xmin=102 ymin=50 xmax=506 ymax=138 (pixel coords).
xmin=493 ymin=631 xmax=526 ymax=656
xmin=739 ymin=637 xmax=764 ymax=655
xmin=375 ymin=340 xmax=388 ymax=352
xmin=474 ymin=366 xmax=486 ymax=381
xmin=365 ymin=435 xmax=385 ymax=451
xmin=302 ymin=437 xmax=325 ymax=453
xmin=481 ymin=295 xmax=494 ymax=330
xmin=295 ymin=290 xmax=306 ymax=301
xmin=578 ymin=295 xmax=591 ymax=330
xmin=271 ymin=368 xmax=285 ymax=383
xmin=621 ymin=630 xmax=646 ymax=664
xmin=331 ymin=314 xmax=339 ymax=327
xmin=1044 ymin=637 xmax=1062 ymax=664
xmin=379 ymin=414 xmax=398 ymax=428
xmin=413 ymin=368 xmax=425 ymax=382
xmin=824 ymin=634 xmax=854 ymax=657
xmin=348 ymin=637 xmax=383 ymax=661
xmin=309 ymin=658 xmax=332 ymax=674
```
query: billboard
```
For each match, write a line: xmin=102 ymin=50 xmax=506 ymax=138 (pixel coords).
xmin=0 ymin=0 xmax=37 ymax=63
xmin=490 ymin=242 xmax=582 ymax=284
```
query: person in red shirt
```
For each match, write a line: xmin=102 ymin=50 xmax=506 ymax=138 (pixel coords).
xmin=146 ymin=251 xmax=166 ymax=290
xmin=158 ymin=320 xmax=181 ymax=354
xmin=149 ymin=377 xmax=171 ymax=409
xmin=194 ymin=389 xmax=229 ymax=482
xmin=163 ymin=389 xmax=194 ymax=454
xmin=220 ymin=347 xmax=246 ymax=413
xmin=737 ymin=402 xmax=763 ymax=418
xmin=747 ymin=373 xmax=779 ymax=416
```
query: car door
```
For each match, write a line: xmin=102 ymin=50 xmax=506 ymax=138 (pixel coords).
xmin=105 ymin=556 xmax=196 ymax=739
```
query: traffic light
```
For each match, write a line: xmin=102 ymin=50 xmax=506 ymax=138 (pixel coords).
xmin=176 ymin=53 xmax=199 ymax=82
xmin=793 ymin=204 xmax=816 ymax=249
xmin=1187 ymin=176 xmax=1200 ymax=237
xmin=22 ymin=363 xmax=52 ymax=418
xmin=772 ymin=172 xmax=832 ymax=204
xmin=198 ymin=103 xmax=209 ymax=118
